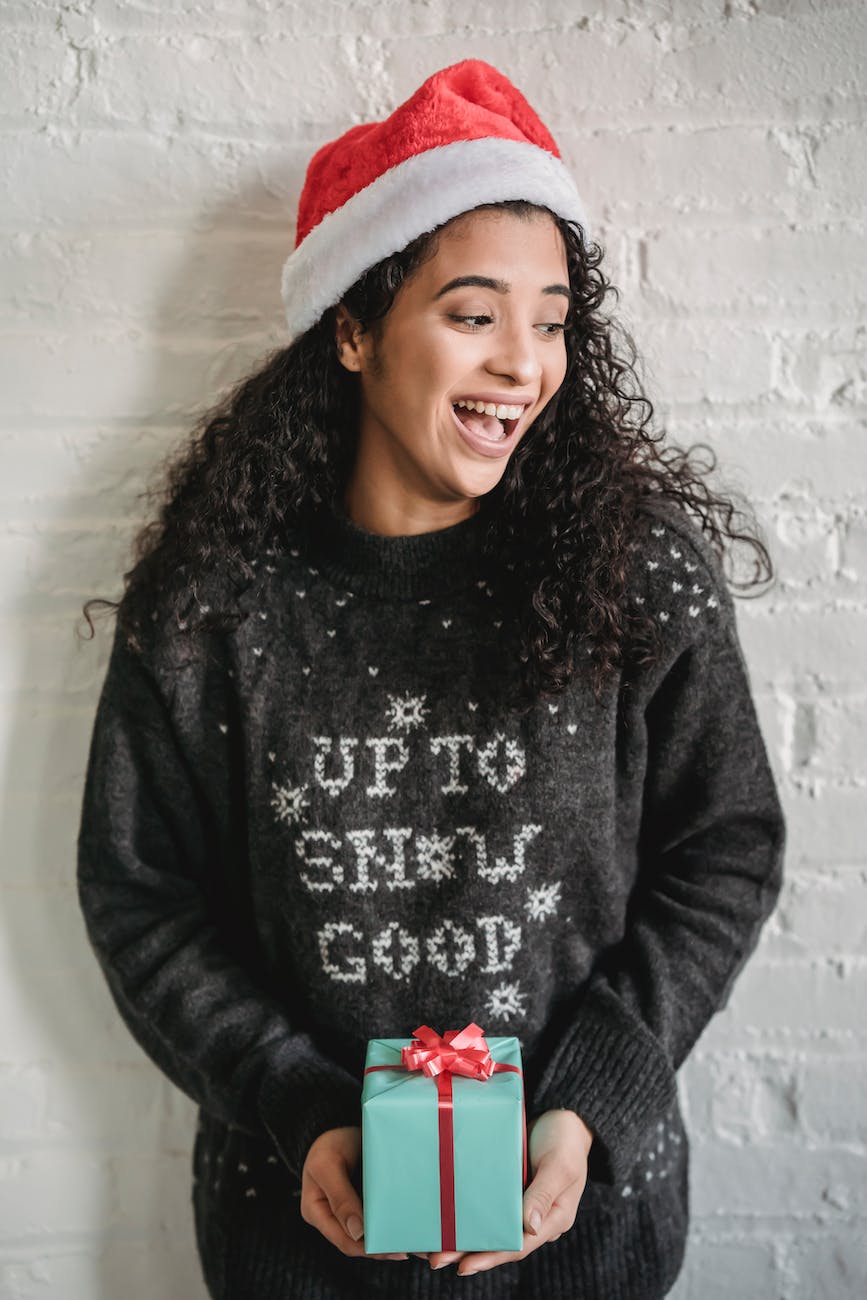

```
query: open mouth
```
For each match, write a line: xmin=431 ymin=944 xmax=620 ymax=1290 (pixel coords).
xmin=451 ymin=398 xmax=526 ymax=443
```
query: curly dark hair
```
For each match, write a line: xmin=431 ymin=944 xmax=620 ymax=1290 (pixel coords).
xmin=78 ymin=199 xmax=774 ymax=714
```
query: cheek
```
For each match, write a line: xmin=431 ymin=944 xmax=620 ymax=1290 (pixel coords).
xmin=545 ymin=346 xmax=569 ymax=395
xmin=414 ymin=343 xmax=467 ymax=404
xmin=393 ymin=334 xmax=452 ymax=396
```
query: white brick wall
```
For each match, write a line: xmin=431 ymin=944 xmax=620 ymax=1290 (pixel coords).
xmin=1 ymin=2 xmax=864 ymax=1296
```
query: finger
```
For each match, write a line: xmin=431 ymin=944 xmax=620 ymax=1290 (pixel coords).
xmin=301 ymin=1162 xmax=367 ymax=1259
xmin=522 ymin=1176 xmax=556 ymax=1235
xmin=302 ymin=1186 xmax=367 ymax=1259
xmin=303 ymin=1187 xmax=409 ymax=1261
xmin=308 ymin=1152 xmax=366 ymax=1247
xmin=457 ymin=1197 xmax=581 ymax=1275
xmin=522 ymin=1158 xmax=585 ymax=1236
xmin=427 ymin=1250 xmax=466 ymax=1270
xmin=457 ymin=1247 xmax=525 ymax=1275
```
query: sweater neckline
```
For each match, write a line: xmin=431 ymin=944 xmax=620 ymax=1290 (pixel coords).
xmin=300 ymin=496 xmax=494 ymax=600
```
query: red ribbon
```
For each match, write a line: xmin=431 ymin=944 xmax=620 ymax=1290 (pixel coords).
xmin=364 ymin=1021 xmax=527 ymax=1252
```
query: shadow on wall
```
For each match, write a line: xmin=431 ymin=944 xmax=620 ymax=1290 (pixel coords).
xmin=3 ymin=168 xmax=299 ymax=1298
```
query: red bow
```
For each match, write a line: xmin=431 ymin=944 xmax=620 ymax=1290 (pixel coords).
xmin=400 ymin=1021 xmax=495 ymax=1081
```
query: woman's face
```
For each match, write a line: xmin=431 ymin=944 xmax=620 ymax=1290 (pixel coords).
xmin=335 ymin=207 xmax=570 ymax=526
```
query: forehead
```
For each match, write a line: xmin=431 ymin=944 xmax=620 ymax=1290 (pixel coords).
xmin=421 ymin=208 xmax=568 ymax=280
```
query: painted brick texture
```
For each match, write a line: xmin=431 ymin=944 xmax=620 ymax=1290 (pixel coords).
xmin=1 ymin=2 xmax=865 ymax=1296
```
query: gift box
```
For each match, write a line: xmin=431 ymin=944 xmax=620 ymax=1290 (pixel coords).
xmin=361 ymin=1022 xmax=527 ymax=1255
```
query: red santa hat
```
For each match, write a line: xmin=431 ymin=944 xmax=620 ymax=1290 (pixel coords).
xmin=281 ymin=59 xmax=591 ymax=341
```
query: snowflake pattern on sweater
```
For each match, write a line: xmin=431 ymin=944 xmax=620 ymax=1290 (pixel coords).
xmin=77 ymin=494 xmax=784 ymax=1228
xmin=240 ymin=509 xmax=728 ymax=1044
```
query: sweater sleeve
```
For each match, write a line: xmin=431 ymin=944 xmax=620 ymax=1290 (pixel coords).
xmin=527 ymin=542 xmax=786 ymax=1185
xmin=76 ymin=617 xmax=362 ymax=1180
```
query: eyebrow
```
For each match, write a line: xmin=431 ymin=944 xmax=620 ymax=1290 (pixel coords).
xmin=433 ymin=275 xmax=571 ymax=301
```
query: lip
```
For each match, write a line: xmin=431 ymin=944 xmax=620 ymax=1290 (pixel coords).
xmin=450 ymin=402 xmax=526 ymax=460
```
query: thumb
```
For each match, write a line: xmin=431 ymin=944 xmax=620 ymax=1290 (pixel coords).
xmin=328 ymin=1172 xmax=365 ymax=1242
xmin=522 ymin=1154 xmax=560 ymax=1236
xmin=318 ymin=1137 xmax=365 ymax=1242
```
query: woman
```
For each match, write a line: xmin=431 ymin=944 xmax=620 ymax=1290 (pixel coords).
xmin=77 ymin=60 xmax=786 ymax=1299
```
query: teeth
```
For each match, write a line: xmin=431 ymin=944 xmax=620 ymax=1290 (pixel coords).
xmin=454 ymin=399 xmax=525 ymax=421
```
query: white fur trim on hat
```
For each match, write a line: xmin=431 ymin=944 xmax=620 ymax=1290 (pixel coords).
xmin=280 ymin=136 xmax=591 ymax=342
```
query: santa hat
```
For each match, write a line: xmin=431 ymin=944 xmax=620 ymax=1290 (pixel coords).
xmin=281 ymin=59 xmax=590 ymax=341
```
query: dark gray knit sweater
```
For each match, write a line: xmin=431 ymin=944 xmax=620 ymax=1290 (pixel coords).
xmin=77 ymin=495 xmax=786 ymax=1300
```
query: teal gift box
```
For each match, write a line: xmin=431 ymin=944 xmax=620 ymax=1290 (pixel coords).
xmin=361 ymin=1022 xmax=526 ymax=1255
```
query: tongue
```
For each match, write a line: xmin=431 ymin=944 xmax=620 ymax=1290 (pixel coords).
xmin=457 ymin=409 xmax=505 ymax=440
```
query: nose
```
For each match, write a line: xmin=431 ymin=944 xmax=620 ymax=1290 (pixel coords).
xmin=485 ymin=320 xmax=543 ymax=390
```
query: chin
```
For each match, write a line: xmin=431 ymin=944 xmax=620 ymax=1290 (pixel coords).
xmin=453 ymin=470 xmax=508 ymax=499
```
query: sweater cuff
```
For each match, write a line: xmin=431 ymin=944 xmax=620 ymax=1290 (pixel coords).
xmin=527 ymin=981 xmax=677 ymax=1185
xmin=257 ymin=1043 xmax=363 ymax=1182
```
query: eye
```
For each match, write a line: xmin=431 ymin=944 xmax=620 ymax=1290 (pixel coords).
xmin=537 ymin=323 xmax=568 ymax=336
xmin=448 ymin=314 xmax=493 ymax=330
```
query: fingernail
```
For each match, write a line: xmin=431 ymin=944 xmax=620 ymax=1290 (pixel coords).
xmin=347 ymin=1215 xmax=364 ymax=1241
xmin=529 ymin=1209 xmax=542 ymax=1233
xmin=460 ymin=1268 xmax=478 ymax=1276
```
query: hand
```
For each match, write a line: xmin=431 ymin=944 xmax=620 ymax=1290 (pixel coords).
xmin=300 ymin=1125 xmax=409 ymax=1262
xmin=425 ymin=1109 xmax=594 ymax=1276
